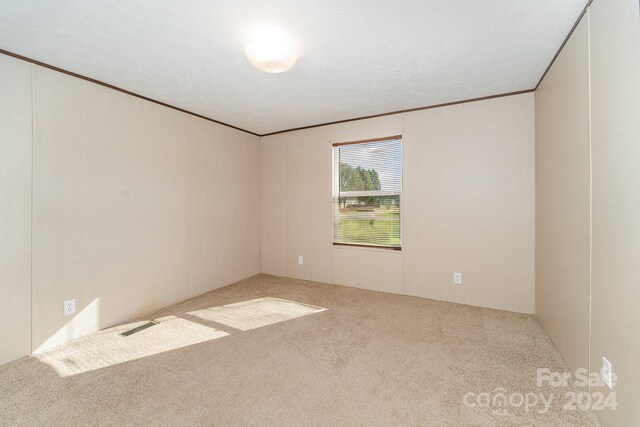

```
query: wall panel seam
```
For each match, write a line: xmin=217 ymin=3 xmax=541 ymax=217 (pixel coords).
xmin=29 ymin=63 xmax=36 ymax=356
xmin=586 ymin=6 xmax=593 ymax=396
xmin=285 ymin=133 xmax=290 ymax=278
xmin=401 ymin=113 xmax=406 ymax=295
xmin=185 ymin=114 xmax=190 ymax=298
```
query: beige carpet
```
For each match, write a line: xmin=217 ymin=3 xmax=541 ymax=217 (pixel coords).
xmin=0 ymin=274 xmax=600 ymax=426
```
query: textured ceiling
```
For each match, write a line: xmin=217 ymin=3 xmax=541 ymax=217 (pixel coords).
xmin=0 ymin=0 xmax=587 ymax=135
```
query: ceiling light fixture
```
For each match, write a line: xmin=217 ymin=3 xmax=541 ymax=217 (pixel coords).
xmin=244 ymin=25 xmax=298 ymax=73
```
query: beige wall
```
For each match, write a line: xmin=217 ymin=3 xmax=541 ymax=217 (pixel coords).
xmin=32 ymin=67 xmax=189 ymax=351
xmin=287 ymin=127 xmax=333 ymax=283
xmin=261 ymin=93 xmax=536 ymax=313
xmin=404 ymin=95 xmax=535 ymax=312
xmin=260 ymin=134 xmax=288 ymax=277
xmin=589 ymin=0 xmax=640 ymax=424
xmin=0 ymin=55 xmax=32 ymax=365
xmin=187 ymin=117 xmax=261 ymax=298
xmin=536 ymin=0 xmax=640 ymax=423
xmin=535 ymin=16 xmax=591 ymax=374
xmin=0 ymin=55 xmax=261 ymax=360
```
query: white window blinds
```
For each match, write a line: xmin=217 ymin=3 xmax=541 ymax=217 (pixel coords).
xmin=332 ymin=136 xmax=402 ymax=249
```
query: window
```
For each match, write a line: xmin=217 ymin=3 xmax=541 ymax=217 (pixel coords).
xmin=332 ymin=135 xmax=402 ymax=250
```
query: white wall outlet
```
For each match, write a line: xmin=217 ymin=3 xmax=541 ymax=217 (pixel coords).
xmin=602 ymin=357 xmax=613 ymax=389
xmin=453 ymin=273 xmax=462 ymax=285
xmin=297 ymin=255 xmax=304 ymax=265
xmin=64 ymin=299 xmax=76 ymax=316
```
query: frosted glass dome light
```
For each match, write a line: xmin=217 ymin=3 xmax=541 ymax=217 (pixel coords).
xmin=244 ymin=25 xmax=298 ymax=73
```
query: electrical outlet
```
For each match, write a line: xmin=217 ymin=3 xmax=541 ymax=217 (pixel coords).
xmin=453 ymin=273 xmax=462 ymax=285
xmin=297 ymin=255 xmax=304 ymax=265
xmin=602 ymin=357 xmax=613 ymax=389
xmin=64 ymin=299 xmax=76 ymax=316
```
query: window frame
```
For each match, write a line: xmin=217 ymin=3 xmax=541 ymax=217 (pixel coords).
xmin=331 ymin=134 xmax=403 ymax=251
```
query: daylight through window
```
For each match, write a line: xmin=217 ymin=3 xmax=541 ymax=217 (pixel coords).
xmin=332 ymin=136 xmax=402 ymax=249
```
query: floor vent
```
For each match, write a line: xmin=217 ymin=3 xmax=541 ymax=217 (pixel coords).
xmin=119 ymin=321 xmax=158 ymax=337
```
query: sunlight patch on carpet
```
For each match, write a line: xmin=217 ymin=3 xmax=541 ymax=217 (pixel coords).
xmin=188 ymin=297 xmax=327 ymax=331
xmin=36 ymin=317 xmax=228 ymax=377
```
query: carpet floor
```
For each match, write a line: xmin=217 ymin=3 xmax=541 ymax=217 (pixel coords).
xmin=0 ymin=274 xmax=600 ymax=426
